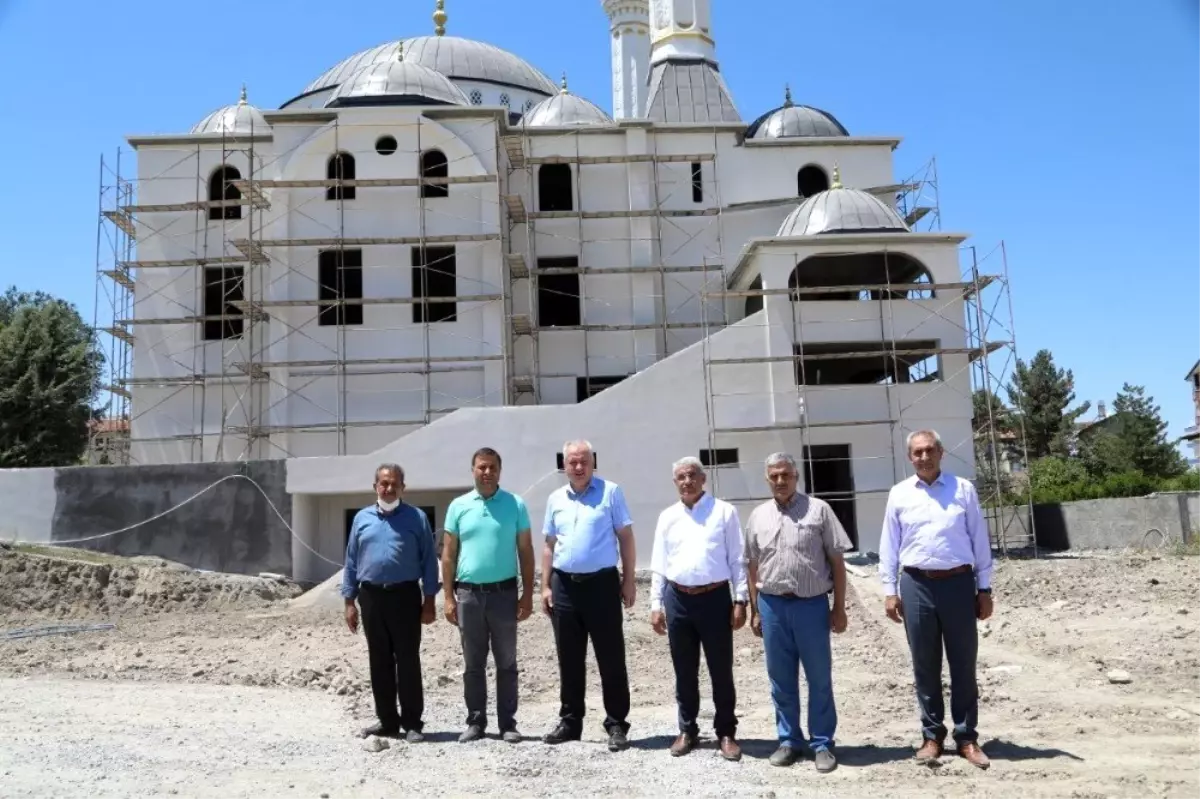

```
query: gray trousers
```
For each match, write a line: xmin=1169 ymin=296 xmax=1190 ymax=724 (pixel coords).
xmin=456 ymin=584 xmax=519 ymax=731
xmin=899 ymin=569 xmax=979 ymax=743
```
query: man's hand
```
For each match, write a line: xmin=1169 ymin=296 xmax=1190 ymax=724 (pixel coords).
xmin=344 ymin=601 xmax=359 ymax=634
xmin=541 ymin=586 xmax=554 ymax=616
xmin=517 ymin=593 xmax=533 ymax=622
xmin=750 ymin=613 xmax=762 ymax=638
xmin=976 ymin=592 xmax=994 ymax=621
xmin=650 ymin=610 xmax=667 ymax=636
xmin=731 ymin=603 xmax=747 ymax=631
xmin=444 ymin=595 xmax=459 ymax=626
xmin=421 ymin=597 xmax=436 ymax=626
xmin=830 ymin=604 xmax=848 ymax=634
xmin=885 ymin=595 xmax=904 ymax=623
xmin=621 ymin=577 xmax=636 ymax=609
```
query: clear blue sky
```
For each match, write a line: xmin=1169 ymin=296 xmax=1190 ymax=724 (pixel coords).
xmin=1 ymin=0 xmax=1196 ymax=438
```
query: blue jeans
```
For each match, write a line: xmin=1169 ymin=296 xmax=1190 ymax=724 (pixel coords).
xmin=759 ymin=592 xmax=836 ymax=752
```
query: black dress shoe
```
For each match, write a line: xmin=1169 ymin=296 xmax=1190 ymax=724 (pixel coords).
xmin=542 ymin=722 xmax=581 ymax=745
xmin=607 ymin=728 xmax=629 ymax=752
xmin=360 ymin=722 xmax=400 ymax=739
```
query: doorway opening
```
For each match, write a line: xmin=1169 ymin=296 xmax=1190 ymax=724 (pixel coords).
xmin=802 ymin=444 xmax=858 ymax=549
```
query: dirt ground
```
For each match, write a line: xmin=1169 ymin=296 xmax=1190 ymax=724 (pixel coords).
xmin=1 ymin=543 xmax=1198 ymax=798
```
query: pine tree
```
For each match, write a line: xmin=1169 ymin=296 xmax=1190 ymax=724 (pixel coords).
xmin=1109 ymin=384 xmax=1186 ymax=478
xmin=0 ymin=288 xmax=104 ymax=468
xmin=1006 ymin=350 xmax=1090 ymax=459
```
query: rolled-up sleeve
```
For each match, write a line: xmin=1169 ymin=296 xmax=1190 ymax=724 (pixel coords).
xmin=964 ymin=483 xmax=994 ymax=590
xmin=725 ymin=505 xmax=749 ymax=603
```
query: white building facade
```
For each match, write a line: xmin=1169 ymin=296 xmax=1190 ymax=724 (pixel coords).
xmin=105 ymin=0 xmax=994 ymax=583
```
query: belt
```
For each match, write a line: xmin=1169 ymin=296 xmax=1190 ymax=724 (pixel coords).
xmin=360 ymin=580 xmax=419 ymax=592
xmin=455 ymin=577 xmax=518 ymax=593
xmin=903 ymin=564 xmax=973 ymax=580
xmin=669 ymin=580 xmax=728 ymax=596
xmin=554 ymin=567 xmax=618 ymax=582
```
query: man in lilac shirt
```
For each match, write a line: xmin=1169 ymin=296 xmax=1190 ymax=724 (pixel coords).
xmin=879 ymin=430 xmax=994 ymax=770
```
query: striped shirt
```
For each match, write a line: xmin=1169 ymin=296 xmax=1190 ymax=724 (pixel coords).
xmin=744 ymin=493 xmax=852 ymax=599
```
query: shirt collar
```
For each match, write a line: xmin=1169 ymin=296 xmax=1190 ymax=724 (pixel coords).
xmin=913 ymin=471 xmax=948 ymax=489
xmin=774 ymin=491 xmax=804 ymax=512
xmin=566 ymin=477 xmax=598 ymax=499
xmin=679 ymin=492 xmax=712 ymax=513
xmin=470 ymin=487 xmax=503 ymax=502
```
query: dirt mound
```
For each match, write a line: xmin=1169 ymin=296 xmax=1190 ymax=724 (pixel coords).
xmin=0 ymin=546 xmax=303 ymax=618
xmin=287 ymin=569 xmax=345 ymax=612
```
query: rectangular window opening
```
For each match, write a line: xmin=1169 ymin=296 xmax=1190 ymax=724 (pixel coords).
xmin=699 ymin=448 xmax=738 ymax=467
xmin=575 ymin=374 xmax=628 ymax=402
xmin=317 ymin=249 xmax=364 ymax=327
xmin=556 ymin=451 xmax=598 ymax=471
xmin=802 ymin=444 xmax=858 ymax=549
xmin=412 ymin=245 xmax=458 ymax=323
xmin=538 ymin=257 xmax=582 ymax=327
xmin=794 ymin=339 xmax=942 ymax=386
xmin=202 ymin=266 xmax=245 ymax=341
xmin=691 ymin=162 xmax=703 ymax=204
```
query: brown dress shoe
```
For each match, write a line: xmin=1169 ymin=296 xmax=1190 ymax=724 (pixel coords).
xmin=669 ymin=733 xmax=697 ymax=757
xmin=958 ymin=741 xmax=991 ymax=769
xmin=718 ymin=736 xmax=742 ymax=762
xmin=914 ymin=738 xmax=943 ymax=763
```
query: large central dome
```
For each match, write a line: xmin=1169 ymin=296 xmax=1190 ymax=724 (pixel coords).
xmin=286 ymin=36 xmax=559 ymax=107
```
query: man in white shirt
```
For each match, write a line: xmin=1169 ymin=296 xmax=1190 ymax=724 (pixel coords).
xmin=649 ymin=456 xmax=748 ymax=761
xmin=879 ymin=429 xmax=994 ymax=770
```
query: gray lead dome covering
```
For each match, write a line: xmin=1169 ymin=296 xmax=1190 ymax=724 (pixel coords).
xmin=523 ymin=92 xmax=613 ymax=127
xmin=326 ymin=59 xmax=469 ymax=106
xmin=751 ymin=104 xmax=848 ymax=139
xmin=778 ymin=188 xmax=909 ymax=236
xmin=301 ymin=36 xmax=559 ymax=99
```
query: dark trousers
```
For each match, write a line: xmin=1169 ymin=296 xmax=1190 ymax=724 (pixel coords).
xmin=550 ymin=567 xmax=631 ymax=734
xmin=358 ymin=582 xmax=424 ymax=732
xmin=456 ymin=583 xmax=519 ymax=731
xmin=665 ymin=583 xmax=737 ymax=738
xmin=899 ymin=569 xmax=979 ymax=743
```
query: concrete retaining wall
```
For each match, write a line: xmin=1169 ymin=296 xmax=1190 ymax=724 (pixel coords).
xmin=1032 ymin=492 xmax=1199 ymax=551
xmin=0 ymin=461 xmax=291 ymax=576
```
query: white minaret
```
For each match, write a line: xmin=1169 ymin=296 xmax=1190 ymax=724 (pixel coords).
xmin=602 ymin=0 xmax=651 ymax=119
xmin=648 ymin=0 xmax=715 ymax=64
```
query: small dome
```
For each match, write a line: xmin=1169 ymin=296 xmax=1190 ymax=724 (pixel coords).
xmin=326 ymin=46 xmax=469 ymax=107
xmin=747 ymin=86 xmax=847 ymax=139
xmin=191 ymin=86 xmax=270 ymax=135
xmin=523 ymin=77 xmax=613 ymax=127
xmin=294 ymin=35 xmax=558 ymax=105
xmin=778 ymin=174 xmax=909 ymax=237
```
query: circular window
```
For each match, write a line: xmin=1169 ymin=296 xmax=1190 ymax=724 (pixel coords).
xmin=375 ymin=135 xmax=398 ymax=156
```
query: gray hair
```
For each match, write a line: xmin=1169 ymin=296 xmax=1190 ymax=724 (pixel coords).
xmin=562 ymin=439 xmax=594 ymax=459
xmin=375 ymin=462 xmax=405 ymax=483
xmin=672 ymin=456 xmax=705 ymax=476
xmin=905 ymin=430 xmax=943 ymax=452
xmin=765 ymin=452 xmax=798 ymax=474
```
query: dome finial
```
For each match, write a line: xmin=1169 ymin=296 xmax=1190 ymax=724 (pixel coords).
xmin=560 ymin=72 xmax=569 ymax=93
xmin=239 ymin=83 xmax=248 ymax=105
xmin=783 ymin=83 xmax=793 ymax=107
xmin=433 ymin=0 xmax=447 ymax=36
xmin=396 ymin=41 xmax=405 ymax=61
xmin=831 ymin=163 xmax=843 ymax=189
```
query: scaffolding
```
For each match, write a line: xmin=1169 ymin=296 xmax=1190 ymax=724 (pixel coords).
xmin=93 ymin=110 xmax=1033 ymax=555
xmin=699 ymin=162 xmax=1035 ymax=556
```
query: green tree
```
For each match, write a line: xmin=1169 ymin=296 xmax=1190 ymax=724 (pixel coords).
xmin=1109 ymin=384 xmax=1187 ymax=478
xmin=0 ymin=288 xmax=104 ymax=468
xmin=1006 ymin=350 xmax=1090 ymax=459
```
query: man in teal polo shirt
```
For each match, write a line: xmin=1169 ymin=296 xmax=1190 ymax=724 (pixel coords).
xmin=442 ymin=446 xmax=535 ymax=743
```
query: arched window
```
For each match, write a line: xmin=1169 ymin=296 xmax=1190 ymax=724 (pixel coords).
xmin=538 ymin=164 xmax=573 ymax=212
xmin=207 ymin=165 xmax=242 ymax=221
xmin=789 ymin=252 xmax=936 ymax=302
xmin=326 ymin=152 xmax=356 ymax=201
xmin=744 ymin=275 xmax=763 ymax=316
xmin=797 ymin=164 xmax=829 ymax=199
xmin=420 ymin=149 xmax=449 ymax=199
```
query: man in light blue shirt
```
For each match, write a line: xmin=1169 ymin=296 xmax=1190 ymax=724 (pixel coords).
xmin=879 ymin=430 xmax=994 ymax=770
xmin=342 ymin=462 xmax=440 ymax=743
xmin=540 ymin=439 xmax=637 ymax=752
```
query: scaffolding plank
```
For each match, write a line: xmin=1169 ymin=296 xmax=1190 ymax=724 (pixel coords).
xmin=506 ymin=253 xmax=529 ymax=279
xmin=237 ymin=234 xmax=500 ymax=248
xmin=865 ymin=182 xmax=920 ymax=197
xmin=102 ymin=210 xmax=137 ymax=239
xmin=101 ymin=269 xmax=135 ymax=290
xmin=121 ymin=198 xmax=266 ymax=213
xmin=525 ymin=153 xmax=715 ymax=165
xmin=102 ymin=326 xmax=134 ymax=345
xmin=103 ymin=384 xmax=131 ymax=399
xmin=528 ymin=208 xmax=719 ymax=220
xmin=118 ymin=256 xmax=245 ymax=269
xmin=117 ymin=315 xmax=251 ymax=325
xmin=536 ymin=264 xmax=718 ymax=276
xmin=231 ymin=239 xmax=270 ymax=264
xmin=538 ymin=322 xmax=708 ymax=332
xmin=708 ymin=276 xmax=997 ymax=299
xmin=712 ymin=420 xmax=894 ymax=433
xmin=502 ymin=136 xmax=526 ymax=169
xmin=502 ymin=195 xmax=527 ymax=223
xmin=905 ymin=206 xmax=932 ymax=226
xmin=510 ymin=314 xmax=534 ymax=335
xmin=510 ymin=375 xmax=535 ymax=393
xmin=229 ymin=175 xmax=495 ymax=190
xmin=706 ymin=342 xmax=1008 ymax=366
xmin=230 ymin=294 xmax=501 ymax=309
xmin=234 ymin=355 xmax=502 ymax=370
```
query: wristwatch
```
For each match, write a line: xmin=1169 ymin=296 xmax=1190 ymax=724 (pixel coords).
xmin=734 ymin=600 xmax=748 ymax=607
